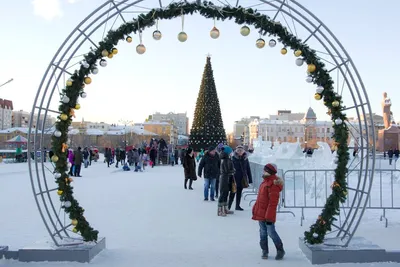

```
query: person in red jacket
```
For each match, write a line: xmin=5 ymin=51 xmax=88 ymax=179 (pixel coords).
xmin=252 ymin=163 xmax=285 ymax=260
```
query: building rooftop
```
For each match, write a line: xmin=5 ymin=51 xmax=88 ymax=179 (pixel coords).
xmin=304 ymin=107 xmax=317 ymax=120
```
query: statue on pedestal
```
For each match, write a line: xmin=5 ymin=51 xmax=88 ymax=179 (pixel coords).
xmin=382 ymin=92 xmax=392 ymax=129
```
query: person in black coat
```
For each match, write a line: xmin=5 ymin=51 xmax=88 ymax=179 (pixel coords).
xmin=180 ymin=149 xmax=185 ymax=165
xmin=174 ymin=149 xmax=179 ymax=165
xmin=218 ymin=148 xmax=235 ymax=216
xmin=228 ymin=145 xmax=253 ymax=211
xmin=149 ymin=146 xmax=157 ymax=167
xmin=198 ymin=146 xmax=220 ymax=201
xmin=388 ymin=148 xmax=394 ymax=165
xmin=183 ymin=148 xmax=196 ymax=190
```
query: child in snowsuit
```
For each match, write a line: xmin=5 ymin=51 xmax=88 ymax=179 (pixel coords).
xmin=252 ymin=163 xmax=285 ymax=260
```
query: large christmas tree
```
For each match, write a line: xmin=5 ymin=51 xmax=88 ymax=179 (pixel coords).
xmin=189 ymin=56 xmax=227 ymax=151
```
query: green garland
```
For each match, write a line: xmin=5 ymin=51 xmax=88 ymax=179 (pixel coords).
xmin=52 ymin=1 xmax=349 ymax=243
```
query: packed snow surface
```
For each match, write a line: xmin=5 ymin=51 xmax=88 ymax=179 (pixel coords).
xmin=1 ymin=159 xmax=399 ymax=267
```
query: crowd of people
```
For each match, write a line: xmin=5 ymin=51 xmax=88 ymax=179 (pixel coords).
xmin=182 ymin=144 xmax=286 ymax=260
xmin=52 ymin=139 xmax=286 ymax=260
xmin=66 ymin=147 xmax=98 ymax=177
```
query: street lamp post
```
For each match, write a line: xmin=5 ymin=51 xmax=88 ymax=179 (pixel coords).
xmin=119 ymin=119 xmax=133 ymax=151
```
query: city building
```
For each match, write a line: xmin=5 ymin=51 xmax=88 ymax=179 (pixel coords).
xmin=151 ymin=112 xmax=189 ymax=135
xmin=144 ymin=120 xmax=178 ymax=145
xmin=247 ymin=107 xmax=334 ymax=148
xmin=0 ymin=99 xmax=13 ymax=130
xmin=233 ymin=116 xmax=260 ymax=145
xmin=269 ymin=110 xmax=305 ymax=121
xmin=86 ymin=121 xmax=111 ymax=131
xmin=12 ymin=110 xmax=30 ymax=128
xmin=348 ymin=113 xmax=386 ymax=148
xmin=31 ymin=113 xmax=56 ymax=129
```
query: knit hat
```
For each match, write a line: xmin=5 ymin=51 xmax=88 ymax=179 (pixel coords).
xmin=221 ymin=145 xmax=232 ymax=154
xmin=236 ymin=145 xmax=244 ymax=150
xmin=187 ymin=147 xmax=193 ymax=154
xmin=264 ymin=163 xmax=277 ymax=175
xmin=208 ymin=146 xmax=215 ymax=152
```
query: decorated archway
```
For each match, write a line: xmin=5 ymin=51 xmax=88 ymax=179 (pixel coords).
xmin=28 ymin=0 xmax=375 ymax=247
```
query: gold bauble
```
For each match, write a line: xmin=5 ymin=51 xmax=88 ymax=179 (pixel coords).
xmin=51 ymin=155 xmax=59 ymax=162
xmin=126 ymin=36 xmax=132 ymax=43
xmin=240 ymin=25 xmax=250 ymax=36
xmin=72 ymin=228 xmax=78 ymax=233
xmin=71 ymin=219 xmax=78 ymax=226
xmin=112 ymin=48 xmax=118 ymax=55
xmin=57 ymin=190 xmax=63 ymax=195
xmin=307 ymin=64 xmax=316 ymax=73
xmin=66 ymin=79 xmax=73 ymax=87
xmin=210 ymin=27 xmax=220 ymax=39
xmin=294 ymin=50 xmax=302 ymax=57
xmin=101 ymin=49 xmax=109 ymax=57
xmin=256 ymin=38 xmax=266 ymax=49
xmin=60 ymin=114 xmax=68 ymax=121
xmin=136 ymin=44 xmax=146 ymax=55
xmin=178 ymin=32 xmax=188 ymax=42
xmin=75 ymin=104 xmax=81 ymax=110
xmin=332 ymin=100 xmax=340 ymax=107
xmin=314 ymin=93 xmax=322 ymax=100
xmin=68 ymin=177 xmax=73 ymax=182
xmin=84 ymin=77 xmax=92 ymax=85
xmin=107 ymin=53 xmax=114 ymax=59
xmin=281 ymin=48 xmax=287 ymax=55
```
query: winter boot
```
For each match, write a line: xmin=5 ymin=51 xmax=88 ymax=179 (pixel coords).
xmin=188 ymin=180 xmax=193 ymax=190
xmin=218 ymin=206 xmax=226 ymax=217
xmin=275 ymin=243 xmax=285 ymax=260
xmin=260 ymin=240 xmax=269 ymax=259
xmin=223 ymin=206 xmax=234 ymax=215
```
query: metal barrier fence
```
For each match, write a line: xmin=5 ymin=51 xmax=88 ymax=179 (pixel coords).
xmin=247 ymin=162 xmax=400 ymax=227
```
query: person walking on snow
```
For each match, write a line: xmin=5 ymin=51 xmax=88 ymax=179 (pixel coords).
xmin=198 ymin=146 xmax=220 ymax=201
xmin=183 ymin=148 xmax=196 ymax=190
xmin=229 ymin=145 xmax=253 ymax=210
xmin=218 ymin=146 xmax=235 ymax=216
xmin=252 ymin=163 xmax=285 ymax=260
xmin=73 ymin=147 xmax=83 ymax=177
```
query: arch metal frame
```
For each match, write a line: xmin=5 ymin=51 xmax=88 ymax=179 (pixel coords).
xmin=27 ymin=0 xmax=375 ymax=247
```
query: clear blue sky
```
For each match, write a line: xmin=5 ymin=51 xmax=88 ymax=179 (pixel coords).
xmin=0 ymin=0 xmax=399 ymax=132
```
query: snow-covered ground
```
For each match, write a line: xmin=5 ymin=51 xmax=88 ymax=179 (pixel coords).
xmin=1 ymin=158 xmax=399 ymax=267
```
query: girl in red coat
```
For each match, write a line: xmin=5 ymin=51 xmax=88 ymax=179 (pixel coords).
xmin=252 ymin=163 xmax=285 ymax=260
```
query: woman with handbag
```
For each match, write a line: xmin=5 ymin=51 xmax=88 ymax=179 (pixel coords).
xmin=228 ymin=145 xmax=253 ymax=211
xmin=183 ymin=148 xmax=197 ymax=190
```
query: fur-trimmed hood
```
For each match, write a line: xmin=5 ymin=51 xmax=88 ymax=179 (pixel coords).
xmin=233 ymin=151 xmax=248 ymax=160
xmin=274 ymin=176 xmax=284 ymax=186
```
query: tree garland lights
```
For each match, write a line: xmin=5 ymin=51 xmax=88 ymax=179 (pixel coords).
xmin=52 ymin=1 xmax=349 ymax=243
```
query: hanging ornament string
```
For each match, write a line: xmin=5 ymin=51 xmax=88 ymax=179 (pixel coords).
xmin=137 ymin=20 xmax=143 ymax=45
xmin=214 ymin=17 xmax=216 ymax=27
xmin=156 ymin=19 xmax=159 ymax=31
xmin=181 ymin=9 xmax=185 ymax=32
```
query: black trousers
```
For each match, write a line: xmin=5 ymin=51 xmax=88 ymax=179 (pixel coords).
xmin=215 ymin=179 xmax=219 ymax=197
xmin=74 ymin=164 xmax=82 ymax=176
xmin=228 ymin=187 xmax=243 ymax=209
xmin=184 ymin=178 xmax=193 ymax=189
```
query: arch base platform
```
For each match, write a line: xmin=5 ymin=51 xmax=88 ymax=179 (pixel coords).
xmin=1 ymin=238 xmax=105 ymax=263
xmin=299 ymin=237 xmax=400 ymax=265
